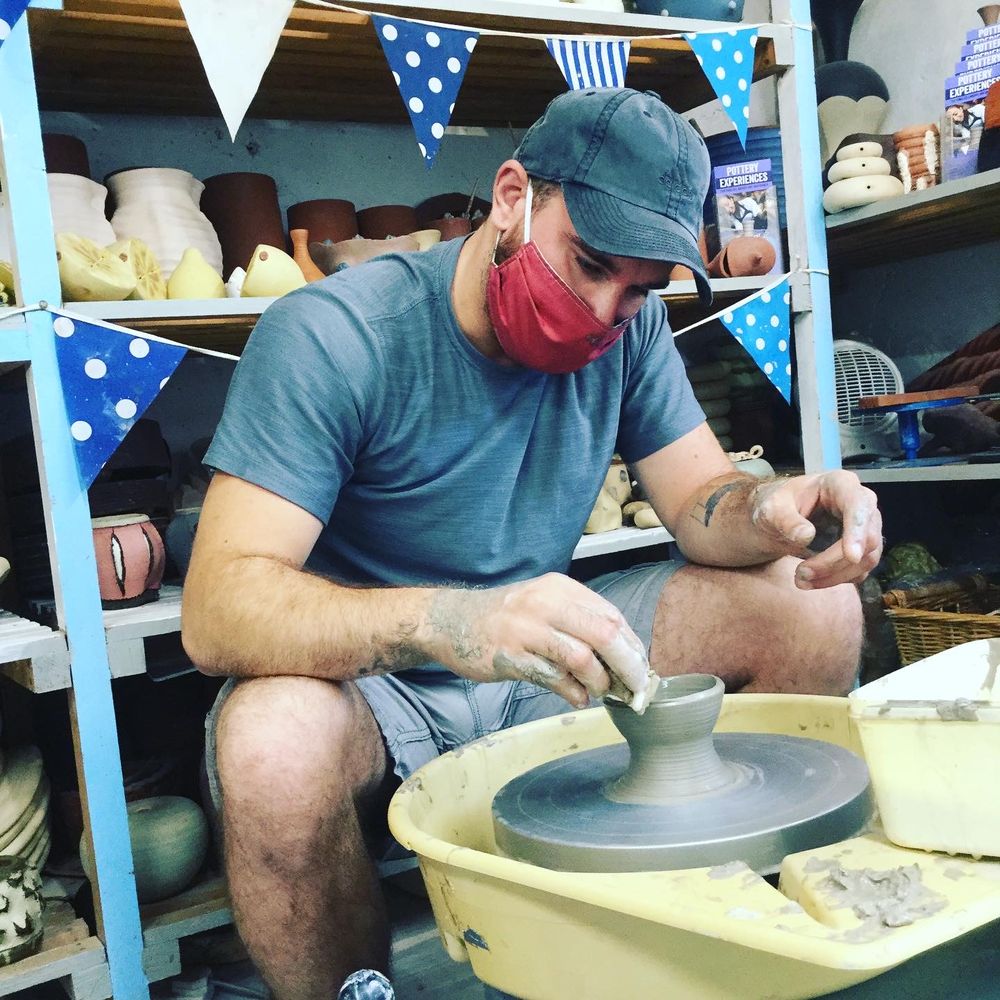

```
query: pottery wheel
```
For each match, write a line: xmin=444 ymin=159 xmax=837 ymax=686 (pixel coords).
xmin=492 ymin=674 xmax=873 ymax=874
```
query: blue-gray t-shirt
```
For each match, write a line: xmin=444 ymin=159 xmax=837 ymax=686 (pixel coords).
xmin=205 ymin=237 xmax=704 ymax=589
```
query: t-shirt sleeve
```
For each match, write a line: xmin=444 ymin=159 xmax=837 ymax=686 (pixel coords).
xmin=204 ymin=288 xmax=371 ymax=524
xmin=615 ymin=295 xmax=706 ymax=463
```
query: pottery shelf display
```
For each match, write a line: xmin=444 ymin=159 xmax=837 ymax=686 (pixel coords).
xmin=823 ymin=139 xmax=903 ymax=215
xmin=0 ymin=746 xmax=54 ymax=886
xmin=107 ymin=167 xmax=223 ymax=280
xmin=287 ymin=198 xmax=358 ymax=244
xmin=47 ymin=174 xmax=116 ymax=247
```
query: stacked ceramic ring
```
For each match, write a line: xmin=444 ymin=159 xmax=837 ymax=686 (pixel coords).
xmin=0 ymin=746 xmax=52 ymax=875
xmin=823 ymin=138 xmax=903 ymax=214
xmin=893 ymin=124 xmax=941 ymax=193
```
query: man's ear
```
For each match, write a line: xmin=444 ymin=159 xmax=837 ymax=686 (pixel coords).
xmin=489 ymin=160 xmax=530 ymax=232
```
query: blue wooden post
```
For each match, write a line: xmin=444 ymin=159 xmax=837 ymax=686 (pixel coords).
xmin=0 ymin=6 xmax=150 ymax=997
xmin=776 ymin=0 xmax=842 ymax=471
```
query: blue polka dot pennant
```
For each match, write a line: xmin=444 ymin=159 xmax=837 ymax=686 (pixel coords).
xmin=685 ymin=28 xmax=759 ymax=146
xmin=719 ymin=279 xmax=792 ymax=403
xmin=0 ymin=0 xmax=29 ymax=48
xmin=52 ymin=312 xmax=187 ymax=488
xmin=371 ymin=14 xmax=479 ymax=169
xmin=545 ymin=39 xmax=631 ymax=91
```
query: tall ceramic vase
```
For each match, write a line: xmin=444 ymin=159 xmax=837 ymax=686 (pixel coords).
xmin=810 ymin=0 xmax=865 ymax=64
xmin=46 ymin=174 xmax=116 ymax=245
xmin=107 ymin=168 xmax=223 ymax=279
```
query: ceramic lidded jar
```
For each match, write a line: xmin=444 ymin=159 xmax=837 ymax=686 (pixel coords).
xmin=286 ymin=199 xmax=358 ymax=244
xmin=356 ymin=204 xmax=419 ymax=240
xmin=106 ymin=167 xmax=223 ymax=279
xmin=91 ymin=512 xmax=165 ymax=609
xmin=200 ymin=172 xmax=286 ymax=281
xmin=47 ymin=174 xmax=116 ymax=246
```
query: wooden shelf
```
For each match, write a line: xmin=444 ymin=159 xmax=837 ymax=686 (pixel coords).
xmin=70 ymin=276 xmax=768 ymax=355
xmin=573 ymin=524 xmax=672 ymax=558
xmin=855 ymin=460 xmax=1000 ymax=483
xmin=0 ymin=610 xmax=70 ymax=693
xmin=27 ymin=0 xmax=779 ymax=126
xmin=825 ymin=167 xmax=1000 ymax=270
xmin=0 ymin=899 xmax=110 ymax=1000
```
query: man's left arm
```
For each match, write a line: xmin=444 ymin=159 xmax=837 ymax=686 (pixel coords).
xmin=632 ymin=422 xmax=883 ymax=590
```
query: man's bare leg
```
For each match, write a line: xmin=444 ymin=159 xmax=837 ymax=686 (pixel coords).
xmin=649 ymin=556 xmax=862 ymax=694
xmin=216 ymin=675 xmax=393 ymax=1000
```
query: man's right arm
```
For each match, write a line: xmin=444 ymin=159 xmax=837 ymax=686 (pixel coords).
xmin=181 ymin=472 xmax=649 ymax=709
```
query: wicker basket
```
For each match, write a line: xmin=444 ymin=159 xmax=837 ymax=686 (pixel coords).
xmin=882 ymin=576 xmax=1000 ymax=664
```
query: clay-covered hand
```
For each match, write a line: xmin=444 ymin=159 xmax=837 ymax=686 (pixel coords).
xmin=749 ymin=471 xmax=882 ymax=590
xmin=419 ymin=574 xmax=653 ymax=710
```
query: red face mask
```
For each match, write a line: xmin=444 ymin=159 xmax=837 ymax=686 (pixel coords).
xmin=486 ymin=184 xmax=635 ymax=375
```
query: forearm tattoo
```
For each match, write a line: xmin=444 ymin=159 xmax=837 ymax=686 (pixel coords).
xmin=690 ymin=481 xmax=744 ymax=527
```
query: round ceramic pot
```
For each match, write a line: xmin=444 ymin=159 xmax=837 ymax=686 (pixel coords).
xmin=47 ymin=173 xmax=116 ymax=245
xmin=42 ymin=133 xmax=91 ymax=178
xmin=356 ymin=204 xmax=418 ymax=240
xmin=106 ymin=167 xmax=223 ymax=279
xmin=415 ymin=192 xmax=491 ymax=227
xmin=201 ymin=172 xmax=286 ymax=280
xmin=91 ymin=513 xmax=165 ymax=609
xmin=81 ymin=796 xmax=209 ymax=904
xmin=0 ymin=856 xmax=43 ymax=968
xmin=430 ymin=216 xmax=472 ymax=240
xmin=286 ymin=199 xmax=357 ymax=244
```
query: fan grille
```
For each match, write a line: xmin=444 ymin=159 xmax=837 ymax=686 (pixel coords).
xmin=834 ymin=345 xmax=901 ymax=428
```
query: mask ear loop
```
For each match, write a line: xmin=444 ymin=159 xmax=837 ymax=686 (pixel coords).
xmin=492 ymin=179 xmax=534 ymax=265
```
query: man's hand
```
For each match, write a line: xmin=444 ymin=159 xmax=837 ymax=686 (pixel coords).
xmin=418 ymin=574 xmax=650 ymax=710
xmin=748 ymin=470 xmax=882 ymax=590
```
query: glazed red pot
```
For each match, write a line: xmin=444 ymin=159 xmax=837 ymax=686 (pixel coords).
xmin=91 ymin=513 xmax=165 ymax=609
xmin=201 ymin=172 xmax=286 ymax=280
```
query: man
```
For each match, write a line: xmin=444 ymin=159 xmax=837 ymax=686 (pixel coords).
xmin=182 ymin=88 xmax=882 ymax=999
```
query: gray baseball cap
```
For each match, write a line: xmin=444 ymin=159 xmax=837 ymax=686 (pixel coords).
xmin=514 ymin=88 xmax=713 ymax=304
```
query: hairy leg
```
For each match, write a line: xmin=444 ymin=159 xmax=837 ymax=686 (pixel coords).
xmin=649 ymin=556 xmax=862 ymax=694
xmin=216 ymin=675 xmax=393 ymax=999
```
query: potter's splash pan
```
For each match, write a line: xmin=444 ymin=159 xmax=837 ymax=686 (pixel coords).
xmin=388 ymin=694 xmax=1000 ymax=1000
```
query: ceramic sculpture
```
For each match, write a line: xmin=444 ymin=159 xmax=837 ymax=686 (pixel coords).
xmin=0 ymin=857 xmax=44 ymax=967
xmin=108 ymin=237 xmax=167 ymax=300
xmin=201 ymin=172 xmax=286 ymax=281
xmin=107 ymin=168 xmax=223 ymax=279
xmin=167 ymin=247 xmax=225 ymax=300
xmin=822 ymin=141 xmax=903 ymax=213
xmin=356 ymin=204 xmax=419 ymax=240
xmin=91 ymin=513 xmax=165 ymax=609
xmin=47 ymin=174 xmax=116 ymax=246
xmin=289 ymin=229 xmax=326 ymax=282
xmin=981 ymin=5 xmax=1000 ymax=26
xmin=707 ymin=235 xmax=776 ymax=277
xmin=56 ymin=233 xmax=136 ymax=301
xmin=241 ymin=245 xmax=308 ymax=298
xmin=811 ymin=0 xmax=890 ymax=165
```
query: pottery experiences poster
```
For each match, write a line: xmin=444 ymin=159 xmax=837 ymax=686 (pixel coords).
xmin=711 ymin=159 xmax=784 ymax=277
xmin=941 ymin=22 xmax=1000 ymax=180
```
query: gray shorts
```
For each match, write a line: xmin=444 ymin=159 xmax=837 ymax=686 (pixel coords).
xmin=203 ymin=560 xmax=683 ymax=820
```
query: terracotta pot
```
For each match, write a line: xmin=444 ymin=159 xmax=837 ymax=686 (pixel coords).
xmin=430 ymin=216 xmax=472 ymax=241
xmin=980 ymin=5 xmax=1000 ymax=26
xmin=91 ymin=513 xmax=165 ymax=609
xmin=201 ymin=172 xmax=285 ymax=280
xmin=287 ymin=199 xmax=357 ymax=244
xmin=356 ymin=204 xmax=418 ymax=240
xmin=415 ymin=192 xmax=491 ymax=227
xmin=289 ymin=229 xmax=325 ymax=281
xmin=42 ymin=133 xmax=91 ymax=178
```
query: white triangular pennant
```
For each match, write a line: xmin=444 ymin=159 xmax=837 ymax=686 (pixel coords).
xmin=686 ymin=29 xmax=758 ymax=146
xmin=180 ymin=0 xmax=294 ymax=141
xmin=545 ymin=39 xmax=631 ymax=90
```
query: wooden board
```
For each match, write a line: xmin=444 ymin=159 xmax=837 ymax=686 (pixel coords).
xmin=27 ymin=0 xmax=777 ymax=126
xmin=857 ymin=386 xmax=977 ymax=409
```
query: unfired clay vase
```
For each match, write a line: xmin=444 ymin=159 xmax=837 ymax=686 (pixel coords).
xmin=289 ymin=229 xmax=325 ymax=281
xmin=286 ymin=199 xmax=357 ymax=243
xmin=42 ymin=133 xmax=91 ymax=178
xmin=47 ymin=173 xmax=116 ymax=245
xmin=81 ymin=796 xmax=209 ymax=903
xmin=200 ymin=172 xmax=285 ymax=281
xmin=91 ymin=513 xmax=165 ymax=609
xmin=356 ymin=204 xmax=419 ymax=240
xmin=980 ymin=5 xmax=1000 ymax=26
xmin=107 ymin=168 xmax=223 ymax=279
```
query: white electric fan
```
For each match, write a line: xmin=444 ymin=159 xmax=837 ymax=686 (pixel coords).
xmin=833 ymin=339 xmax=904 ymax=460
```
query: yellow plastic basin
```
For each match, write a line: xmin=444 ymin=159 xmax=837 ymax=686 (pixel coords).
xmin=388 ymin=693 xmax=1000 ymax=1000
